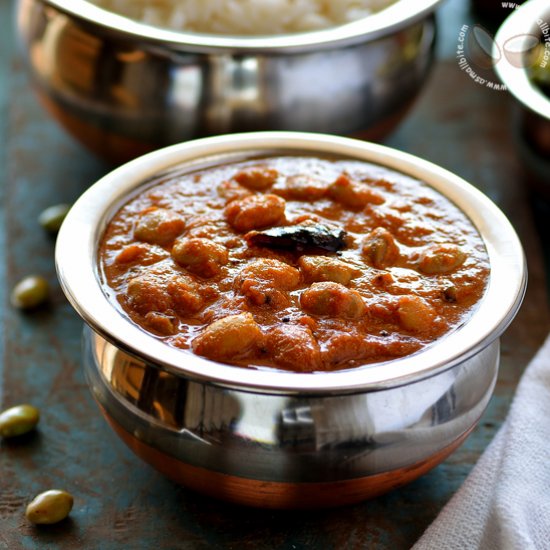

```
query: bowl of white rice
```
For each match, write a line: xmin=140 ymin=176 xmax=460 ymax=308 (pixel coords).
xmin=17 ymin=0 xmax=442 ymax=163
xmin=89 ymin=0 xmax=405 ymax=35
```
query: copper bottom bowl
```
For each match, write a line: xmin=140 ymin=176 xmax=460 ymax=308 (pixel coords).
xmin=56 ymin=132 xmax=526 ymax=508
xmin=84 ymin=329 xmax=497 ymax=508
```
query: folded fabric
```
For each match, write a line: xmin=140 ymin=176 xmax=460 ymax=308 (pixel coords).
xmin=413 ymin=335 xmax=550 ymax=550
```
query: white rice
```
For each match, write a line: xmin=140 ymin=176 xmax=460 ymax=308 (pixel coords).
xmin=89 ymin=0 xmax=399 ymax=35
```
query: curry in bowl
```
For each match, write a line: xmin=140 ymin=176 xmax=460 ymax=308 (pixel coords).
xmin=56 ymin=133 xmax=524 ymax=507
xmin=99 ymin=156 xmax=489 ymax=373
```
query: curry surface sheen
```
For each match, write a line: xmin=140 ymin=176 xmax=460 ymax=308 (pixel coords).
xmin=99 ymin=156 xmax=489 ymax=372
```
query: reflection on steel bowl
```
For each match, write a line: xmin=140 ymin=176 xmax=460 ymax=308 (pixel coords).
xmin=16 ymin=0 xmax=441 ymax=163
xmin=494 ymin=0 xmax=550 ymax=189
xmin=55 ymin=133 xmax=526 ymax=508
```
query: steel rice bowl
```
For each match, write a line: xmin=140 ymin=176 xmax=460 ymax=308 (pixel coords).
xmin=17 ymin=0 xmax=441 ymax=163
xmin=55 ymin=133 xmax=526 ymax=508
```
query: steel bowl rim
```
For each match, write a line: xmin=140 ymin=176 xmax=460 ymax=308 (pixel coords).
xmin=39 ymin=0 xmax=443 ymax=52
xmin=55 ymin=131 xmax=526 ymax=395
xmin=494 ymin=0 xmax=550 ymax=121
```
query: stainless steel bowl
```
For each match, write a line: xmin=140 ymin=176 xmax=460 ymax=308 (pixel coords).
xmin=55 ymin=132 xmax=526 ymax=508
xmin=494 ymin=0 xmax=550 ymax=188
xmin=16 ymin=0 xmax=441 ymax=163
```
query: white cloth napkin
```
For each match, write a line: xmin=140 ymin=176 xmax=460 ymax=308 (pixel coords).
xmin=413 ymin=335 xmax=550 ymax=550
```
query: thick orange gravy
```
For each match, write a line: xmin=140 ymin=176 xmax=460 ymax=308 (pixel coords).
xmin=99 ymin=156 xmax=490 ymax=372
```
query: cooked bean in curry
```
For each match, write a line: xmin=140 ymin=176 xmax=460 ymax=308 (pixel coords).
xmin=99 ymin=157 xmax=489 ymax=372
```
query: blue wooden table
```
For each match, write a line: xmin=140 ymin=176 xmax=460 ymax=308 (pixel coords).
xmin=1 ymin=1 xmax=549 ymax=548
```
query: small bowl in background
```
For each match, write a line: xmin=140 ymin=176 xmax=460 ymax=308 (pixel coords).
xmin=494 ymin=0 xmax=550 ymax=192
xmin=16 ymin=0 xmax=441 ymax=163
xmin=55 ymin=132 xmax=526 ymax=508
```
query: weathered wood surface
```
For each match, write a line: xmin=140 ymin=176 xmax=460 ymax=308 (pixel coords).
xmin=1 ymin=0 xmax=549 ymax=548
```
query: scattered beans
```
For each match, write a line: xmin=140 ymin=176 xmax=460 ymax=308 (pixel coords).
xmin=0 ymin=404 xmax=40 ymax=438
xmin=10 ymin=275 xmax=49 ymax=310
xmin=25 ymin=490 xmax=74 ymax=525
xmin=38 ymin=203 xmax=71 ymax=234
